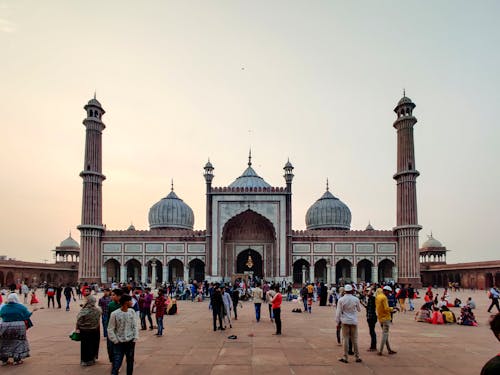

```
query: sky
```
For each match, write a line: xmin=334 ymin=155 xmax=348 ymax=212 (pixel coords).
xmin=0 ymin=1 xmax=499 ymax=264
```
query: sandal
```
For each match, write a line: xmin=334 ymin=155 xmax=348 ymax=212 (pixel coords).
xmin=338 ymin=358 xmax=348 ymax=363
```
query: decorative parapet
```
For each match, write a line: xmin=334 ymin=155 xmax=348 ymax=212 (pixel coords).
xmin=211 ymin=186 xmax=287 ymax=193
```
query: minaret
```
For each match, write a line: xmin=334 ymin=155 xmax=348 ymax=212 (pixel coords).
xmin=283 ymin=159 xmax=294 ymax=279
xmin=77 ymin=96 xmax=106 ymax=283
xmin=203 ymin=159 xmax=214 ymax=277
xmin=393 ymin=94 xmax=422 ymax=286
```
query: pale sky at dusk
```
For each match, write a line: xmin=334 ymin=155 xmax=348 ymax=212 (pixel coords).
xmin=0 ymin=1 xmax=499 ymax=264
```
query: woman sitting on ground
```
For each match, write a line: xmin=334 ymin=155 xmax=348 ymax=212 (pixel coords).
xmin=428 ymin=306 xmax=444 ymax=325
xmin=440 ymin=306 xmax=457 ymax=324
xmin=458 ymin=305 xmax=477 ymax=326
xmin=415 ymin=305 xmax=431 ymax=322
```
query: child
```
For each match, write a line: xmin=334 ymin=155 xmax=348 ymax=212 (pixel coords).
xmin=307 ymin=295 xmax=313 ymax=314
xmin=30 ymin=290 xmax=40 ymax=306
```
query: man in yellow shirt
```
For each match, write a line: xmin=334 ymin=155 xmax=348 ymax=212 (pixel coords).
xmin=375 ymin=286 xmax=398 ymax=356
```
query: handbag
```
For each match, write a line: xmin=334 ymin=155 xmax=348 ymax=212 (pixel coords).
xmin=69 ymin=331 xmax=81 ymax=341
xmin=24 ymin=318 xmax=34 ymax=329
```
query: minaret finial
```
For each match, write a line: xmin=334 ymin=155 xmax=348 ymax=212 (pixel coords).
xmin=69 ymin=229 xmax=72 ymax=238
xmin=248 ymin=149 xmax=252 ymax=167
xmin=94 ymin=90 xmax=96 ymax=100
xmin=326 ymin=178 xmax=329 ymax=191
xmin=403 ymin=88 xmax=406 ymax=97
xmin=171 ymin=178 xmax=174 ymax=192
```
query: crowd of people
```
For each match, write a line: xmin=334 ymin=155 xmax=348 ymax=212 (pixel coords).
xmin=0 ymin=279 xmax=499 ymax=372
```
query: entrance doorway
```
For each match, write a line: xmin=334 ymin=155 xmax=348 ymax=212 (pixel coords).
xmin=236 ymin=249 xmax=263 ymax=278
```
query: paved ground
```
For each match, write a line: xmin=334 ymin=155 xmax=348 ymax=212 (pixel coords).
xmin=1 ymin=288 xmax=498 ymax=374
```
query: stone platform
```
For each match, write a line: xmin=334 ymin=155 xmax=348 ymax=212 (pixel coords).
xmin=1 ymin=289 xmax=498 ymax=374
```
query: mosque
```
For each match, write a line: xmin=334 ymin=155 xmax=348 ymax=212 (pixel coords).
xmin=78 ymin=95 xmax=422 ymax=287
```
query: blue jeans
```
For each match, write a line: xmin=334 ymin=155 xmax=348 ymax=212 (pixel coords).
xmin=65 ymin=296 xmax=71 ymax=311
xmin=156 ymin=316 xmax=164 ymax=335
xmin=112 ymin=341 xmax=135 ymax=375
xmin=102 ymin=315 xmax=108 ymax=337
xmin=254 ymin=303 xmax=261 ymax=321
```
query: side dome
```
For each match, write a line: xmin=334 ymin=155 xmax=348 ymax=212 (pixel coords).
xmin=60 ymin=234 xmax=79 ymax=248
xmin=148 ymin=190 xmax=194 ymax=230
xmin=306 ymin=188 xmax=351 ymax=230
xmin=421 ymin=234 xmax=443 ymax=249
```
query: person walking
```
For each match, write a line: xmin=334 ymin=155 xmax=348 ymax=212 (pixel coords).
xmin=152 ymin=289 xmax=166 ymax=336
xmin=271 ymin=284 xmax=282 ymax=335
xmin=397 ymin=284 xmax=408 ymax=313
xmin=99 ymin=288 xmax=112 ymax=338
xmin=75 ymin=295 xmax=101 ymax=366
xmin=231 ymin=286 xmax=240 ymax=320
xmin=0 ymin=293 xmax=37 ymax=365
xmin=252 ymin=282 xmax=263 ymax=322
xmin=63 ymin=284 xmax=76 ymax=311
xmin=46 ymin=285 xmax=55 ymax=308
xmin=336 ymin=284 xmax=362 ymax=363
xmin=267 ymin=284 xmax=276 ymax=322
xmin=375 ymin=286 xmax=398 ymax=356
xmin=139 ymin=288 xmax=154 ymax=330
xmin=108 ymin=294 xmax=139 ymax=375
xmin=21 ymin=283 xmax=30 ymax=304
xmin=211 ymin=286 xmax=224 ymax=331
xmin=361 ymin=287 xmax=377 ymax=352
xmin=487 ymin=286 xmax=500 ymax=313
xmin=106 ymin=289 xmax=124 ymax=363
xmin=55 ymin=284 xmax=63 ymax=309
xmin=222 ymin=286 xmax=233 ymax=328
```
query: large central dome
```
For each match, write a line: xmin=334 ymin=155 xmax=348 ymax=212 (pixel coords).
xmin=229 ymin=153 xmax=271 ymax=189
xmin=306 ymin=184 xmax=351 ymax=230
xmin=148 ymin=189 xmax=194 ymax=230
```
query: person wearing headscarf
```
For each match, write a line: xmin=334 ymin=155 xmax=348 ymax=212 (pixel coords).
xmin=0 ymin=293 xmax=35 ymax=365
xmin=76 ymin=295 xmax=102 ymax=366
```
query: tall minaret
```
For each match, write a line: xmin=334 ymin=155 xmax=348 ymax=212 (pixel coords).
xmin=393 ymin=94 xmax=422 ymax=287
xmin=203 ymin=159 xmax=214 ymax=277
xmin=77 ymin=96 xmax=106 ymax=283
xmin=283 ymin=159 xmax=294 ymax=278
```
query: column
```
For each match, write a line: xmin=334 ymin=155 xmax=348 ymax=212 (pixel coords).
xmin=162 ymin=265 xmax=168 ymax=284
xmin=351 ymin=266 xmax=357 ymax=283
xmin=302 ymin=266 xmax=306 ymax=285
xmin=310 ymin=264 xmax=315 ymax=283
xmin=392 ymin=266 xmax=398 ymax=282
xmin=120 ymin=266 xmax=126 ymax=283
xmin=141 ymin=265 xmax=147 ymax=284
xmin=101 ymin=266 xmax=107 ymax=284
xmin=151 ymin=261 xmax=157 ymax=287
xmin=331 ymin=265 xmax=336 ymax=285
xmin=326 ymin=264 xmax=332 ymax=285
xmin=184 ymin=264 xmax=189 ymax=281
xmin=371 ymin=266 xmax=378 ymax=284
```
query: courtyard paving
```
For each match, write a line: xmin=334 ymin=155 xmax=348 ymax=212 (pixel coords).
xmin=1 ymin=288 xmax=498 ymax=374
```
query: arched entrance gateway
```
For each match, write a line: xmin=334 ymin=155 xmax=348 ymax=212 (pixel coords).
xmin=378 ymin=259 xmax=394 ymax=282
xmin=104 ymin=259 xmax=120 ymax=283
xmin=221 ymin=209 xmax=276 ymax=280
xmin=293 ymin=259 xmax=310 ymax=284
xmin=189 ymin=259 xmax=205 ymax=283
xmin=336 ymin=259 xmax=352 ymax=283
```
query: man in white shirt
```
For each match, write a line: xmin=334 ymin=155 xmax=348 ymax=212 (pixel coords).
xmin=108 ymin=294 xmax=139 ymax=375
xmin=335 ymin=284 xmax=362 ymax=363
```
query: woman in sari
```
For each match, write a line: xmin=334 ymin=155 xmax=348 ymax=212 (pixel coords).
xmin=75 ymin=295 xmax=101 ymax=366
xmin=0 ymin=293 xmax=35 ymax=365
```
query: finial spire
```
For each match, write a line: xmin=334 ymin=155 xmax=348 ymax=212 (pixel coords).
xmin=248 ymin=149 xmax=252 ymax=167
xmin=326 ymin=178 xmax=329 ymax=191
xmin=171 ymin=178 xmax=174 ymax=192
xmin=69 ymin=229 xmax=72 ymax=238
xmin=403 ymin=88 xmax=406 ymax=97
xmin=94 ymin=90 xmax=96 ymax=100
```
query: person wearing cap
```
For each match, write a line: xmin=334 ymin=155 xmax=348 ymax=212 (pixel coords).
xmin=375 ymin=286 xmax=398 ymax=356
xmin=335 ymin=284 xmax=362 ymax=363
